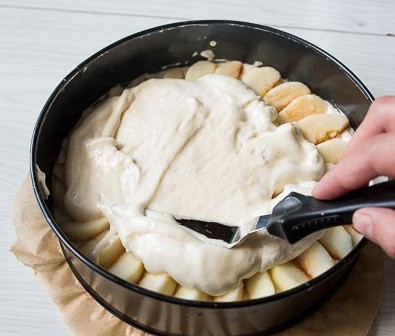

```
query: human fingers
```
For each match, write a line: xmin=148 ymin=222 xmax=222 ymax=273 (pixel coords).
xmin=313 ymin=132 xmax=395 ymax=199
xmin=345 ymin=96 xmax=395 ymax=155
xmin=353 ymin=207 xmax=395 ymax=259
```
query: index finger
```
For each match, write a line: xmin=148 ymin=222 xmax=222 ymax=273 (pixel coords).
xmin=345 ymin=96 xmax=395 ymax=155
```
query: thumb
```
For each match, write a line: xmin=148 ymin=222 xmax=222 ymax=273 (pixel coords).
xmin=353 ymin=207 xmax=395 ymax=258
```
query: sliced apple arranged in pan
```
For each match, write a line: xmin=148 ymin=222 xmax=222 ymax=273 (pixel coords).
xmin=53 ymin=60 xmax=362 ymax=302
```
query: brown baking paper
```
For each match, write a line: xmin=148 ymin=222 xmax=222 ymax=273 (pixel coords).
xmin=11 ymin=176 xmax=385 ymax=336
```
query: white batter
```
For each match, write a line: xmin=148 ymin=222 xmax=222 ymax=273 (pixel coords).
xmin=63 ymin=74 xmax=324 ymax=295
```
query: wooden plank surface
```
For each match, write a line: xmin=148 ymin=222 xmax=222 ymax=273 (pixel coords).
xmin=1 ymin=1 xmax=394 ymax=335
xmin=1 ymin=0 xmax=394 ymax=35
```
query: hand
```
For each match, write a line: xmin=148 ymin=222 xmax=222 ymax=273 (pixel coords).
xmin=313 ymin=96 xmax=395 ymax=258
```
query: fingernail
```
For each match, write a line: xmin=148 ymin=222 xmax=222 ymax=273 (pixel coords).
xmin=353 ymin=211 xmax=373 ymax=238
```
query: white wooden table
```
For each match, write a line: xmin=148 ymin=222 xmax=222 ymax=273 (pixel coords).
xmin=1 ymin=1 xmax=394 ymax=335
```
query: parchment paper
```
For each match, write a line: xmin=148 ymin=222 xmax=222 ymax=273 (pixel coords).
xmin=11 ymin=176 xmax=385 ymax=336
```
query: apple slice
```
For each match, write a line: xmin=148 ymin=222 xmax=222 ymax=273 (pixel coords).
xmin=97 ymin=235 xmax=124 ymax=268
xmin=298 ymin=114 xmax=349 ymax=144
xmin=52 ymin=177 xmax=68 ymax=217
xmin=57 ymin=138 xmax=68 ymax=164
xmin=107 ymin=84 xmax=124 ymax=98
xmin=240 ymin=66 xmax=281 ymax=96
xmin=185 ymin=61 xmax=217 ymax=80
xmin=296 ymin=242 xmax=335 ymax=278
xmin=174 ymin=286 xmax=211 ymax=301
xmin=163 ymin=67 xmax=186 ymax=79
xmin=79 ymin=230 xmax=109 ymax=261
xmin=270 ymin=261 xmax=309 ymax=292
xmin=214 ymin=282 xmax=245 ymax=302
xmin=277 ymin=94 xmax=326 ymax=123
xmin=138 ymin=273 xmax=177 ymax=296
xmin=107 ymin=252 xmax=145 ymax=283
xmin=316 ymin=138 xmax=349 ymax=164
xmin=344 ymin=225 xmax=364 ymax=246
xmin=245 ymin=271 xmax=275 ymax=299
xmin=215 ymin=61 xmax=243 ymax=79
xmin=319 ymin=227 xmax=353 ymax=260
xmin=52 ymin=163 xmax=64 ymax=182
xmin=263 ymin=81 xmax=310 ymax=112
xmin=61 ymin=217 xmax=109 ymax=241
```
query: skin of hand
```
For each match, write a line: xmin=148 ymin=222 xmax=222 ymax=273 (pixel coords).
xmin=313 ymin=96 xmax=395 ymax=258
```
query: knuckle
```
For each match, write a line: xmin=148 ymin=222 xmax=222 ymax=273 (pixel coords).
xmin=368 ymin=135 xmax=395 ymax=176
xmin=364 ymin=138 xmax=378 ymax=168
xmin=371 ymin=96 xmax=395 ymax=121
xmin=372 ymin=96 xmax=394 ymax=109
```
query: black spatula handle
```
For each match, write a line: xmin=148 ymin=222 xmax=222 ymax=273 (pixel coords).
xmin=267 ymin=179 xmax=395 ymax=243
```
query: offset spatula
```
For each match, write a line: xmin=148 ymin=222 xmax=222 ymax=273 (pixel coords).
xmin=175 ymin=180 xmax=395 ymax=247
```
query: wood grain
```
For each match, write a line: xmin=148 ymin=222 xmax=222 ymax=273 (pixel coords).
xmin=0 ymin=0 xmax=394 ymax=35
xmin=1 ymin=1 xmax=394 ymax=336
